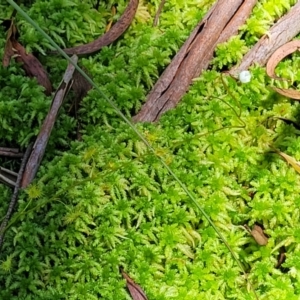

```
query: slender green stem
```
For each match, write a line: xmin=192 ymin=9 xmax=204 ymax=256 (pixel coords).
xmin=6 ymin=1 xmax=258 ymax=298
xmin=211 ymin=95 xmax=246 ymax=128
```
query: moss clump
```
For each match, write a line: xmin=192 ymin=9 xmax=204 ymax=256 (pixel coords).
xmin=1 ymin=0 xmax=300 ymax=299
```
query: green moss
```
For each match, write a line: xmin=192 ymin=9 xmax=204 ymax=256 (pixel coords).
xmin=1 ymin=0 xmax=300 ymax=299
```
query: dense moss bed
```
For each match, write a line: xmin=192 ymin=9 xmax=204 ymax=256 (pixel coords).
xmin=1 ymin=1 xmax=300 ymax=299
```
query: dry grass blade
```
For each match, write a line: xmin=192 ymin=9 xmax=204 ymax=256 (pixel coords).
xmin=274 ymin=150 xmax=300 ymax=174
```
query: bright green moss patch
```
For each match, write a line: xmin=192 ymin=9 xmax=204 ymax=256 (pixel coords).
xmin=1 ymin=0 xmax=300 ymax=299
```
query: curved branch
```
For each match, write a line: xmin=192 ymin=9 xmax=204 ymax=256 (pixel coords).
xmin=62 ymin=0 xmax=139 ymax=55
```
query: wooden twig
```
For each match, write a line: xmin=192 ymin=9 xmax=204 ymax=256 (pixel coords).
xmin=0 ymin=167 xmax=18 ymax=187
xmin=133 ymin=0 xmax=257 ymax=122
xmin=153 ymin=0 xmax=166 ymax=27
xmin=0 ymin=147 xmax=23 ymax=158
xmin=21 ymin=55 xmax=78 ymax=188
xmin=0 ymin=143 xmax=32 ymax=250
xmin=230 ymin=1 xmax=300 ymax=76
xmin=58 ymin=0 xmax=139 ymax=55
xmin=0 ymin=147 xmax=20 ymax=153
xmin=218 ymin=0 xmax=257 ymax=44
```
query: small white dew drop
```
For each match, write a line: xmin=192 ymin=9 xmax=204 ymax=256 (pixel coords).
xmin=239 ymin=70 xmax=251 ymax=83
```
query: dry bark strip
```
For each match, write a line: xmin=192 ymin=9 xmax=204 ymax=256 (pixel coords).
xmin=21 ymin=56 xmax=78 ymax=188
xmin=230 ymin=1 xmax=300 ymax=76
xmin=133 ymin=0 xmax=257 ymax=122
xmin=0 ymin=143 xmax=32 ymax=250
xmin=60 ymin=0 xmax=139 ymax=55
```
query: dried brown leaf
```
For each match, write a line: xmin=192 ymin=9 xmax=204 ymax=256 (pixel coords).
xmin=275 ymin=150 xmax=300 ymax=174
xmin=2 ymin=20 xmax=17 ymax=67
xmin=121 ymin=269 xmax=148 ymax=300
xmin=266 ymin=41 xmax=300 ymax=100
xmin=271 ymin=86 xmax=300 ymax=100
xmin=11 ymin=40 xmax=52 ymax=95
xmin=2 ymin=21 xmax=52 ymax=95
xmin=251 ymin=225 xmax=268 ymax=246
xmin=71 ymin=69 xmax=92 ymax=100
xmin=69 ymin=69 xmax=92 ymax=140
xmin=266 ymin=40 xmax=300 ymax=79
xmin=105 ymin=5 xmax=117 ymax=32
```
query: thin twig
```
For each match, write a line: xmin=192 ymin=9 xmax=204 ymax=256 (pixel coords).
xmin=0 ymin=147 xmax=20 ymax=153
xmin=153 ymin=0 xmax=166 ymax=27
xmin=0 ymin=143 xmax=32 ymax=250
xmin=0 ymin=166 xmax=18 ymax=187
xmin=21 ymin=56 xmax=77 ymax=188
xmin=0 ymin=147 xmax=23 ymax=158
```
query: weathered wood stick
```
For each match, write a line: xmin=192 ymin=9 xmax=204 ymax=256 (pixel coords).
xmin=0 ymin=143 xmax=32 ymax=250
xmin=21 ymin=56 xmax=78 ymax=188
xmin=0 ymin=147 xmax=23 ymax=158
xmin=60 ymin=0 xmax=139 ymax=55
xmin=133 ymin=0 xmax=257 ymax=122
xmin=230 ymin=1 xmax=300 ymax=76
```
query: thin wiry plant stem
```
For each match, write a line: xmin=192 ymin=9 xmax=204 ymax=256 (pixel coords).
xmin=153 ymin=0 xmax=166 ymax=27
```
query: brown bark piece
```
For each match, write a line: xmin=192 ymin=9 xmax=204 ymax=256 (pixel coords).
xmin=133 ymin=0 xmax=257 ymax=122
xmin=218 ymin=0 xmax=257 ymax=44
xmin=230 ymin=1 xmax=300 ymax=76
xmin=21 ymin=56 xmax=78 ymax=188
